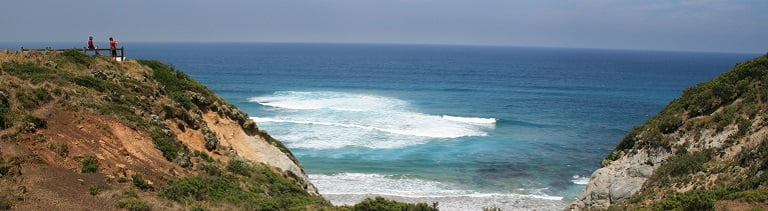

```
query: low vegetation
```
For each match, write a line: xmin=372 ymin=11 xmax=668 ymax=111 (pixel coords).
xmin=606 ymin=53 xmax=768 ymax=162
xmin=80 ymin=155 xmax=99 ymax=173
xmin=350 ymin=197 xmax=439 ymax=211
xmin=160 ymin=158 xmax=326 ymax=210
xmin=0 ymin=51 xmax=440 ymax=210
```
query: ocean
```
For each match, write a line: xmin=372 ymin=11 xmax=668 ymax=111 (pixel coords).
xmin=2 ymin=42 xmax=759 ymax=210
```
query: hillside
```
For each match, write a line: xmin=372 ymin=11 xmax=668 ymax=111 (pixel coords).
xmin=0 ymin=50 xmax=437 ymax=210
xmin=569 ymin=53 xmax=768 ymax=210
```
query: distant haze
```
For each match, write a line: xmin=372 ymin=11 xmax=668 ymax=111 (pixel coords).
xmin=1 ymin=0 xmax=766 ymax=53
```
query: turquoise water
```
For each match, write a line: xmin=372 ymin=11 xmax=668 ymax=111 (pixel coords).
xmin=2 ymin=43 xmax=757 ymax=209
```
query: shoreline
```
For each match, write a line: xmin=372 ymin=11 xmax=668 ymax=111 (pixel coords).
xmin=322 ymin=193 xmax=568 ymax=210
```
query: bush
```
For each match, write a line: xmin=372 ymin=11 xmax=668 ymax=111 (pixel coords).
xmin=132 ymin=174 xmax=150 ymax=190
xmin=150 ymin=127 xmax=185 ymax=161
xmin=115 ymin=198 xmax=150 ymax=211
xmin=726 ymin=188 xmax=768 ymax=203
xmin=193 ymin=150 xmax=214 ymax=163
xmin=655 ymin=190 xmax=717 ymax=211
xmin=81 ymin=155 xmax=99 ymax=173
xmin=89 ymin=185 xmax=101 ymax=195
xmin=226 ymin=159 xmax=254 ymax=177
xmin=658 ymin=150 xmax=712 ymax=177
xmin=352 ymin=197 xmax=438 ymax=211
xmin=58 ymin=49 xmax=95 ymax=66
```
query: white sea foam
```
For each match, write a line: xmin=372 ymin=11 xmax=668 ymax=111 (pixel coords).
xmin=442 ymin=115 xmax=497 ymax=125
xmin=571 ymin=175 xmax=590 ymax=185
xmin=252 ymin=117 xmax=486 ymax=139
xmin=310 ymin=173 xmax=566 ymax=210
xmin=249 ymin=91 xmax=496 ymax=149
xmin=249 ymin=91 xmax=405 ymax=111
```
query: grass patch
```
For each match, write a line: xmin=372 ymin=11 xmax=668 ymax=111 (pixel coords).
xmin=81 ymin=155 xmax=99 ymax=173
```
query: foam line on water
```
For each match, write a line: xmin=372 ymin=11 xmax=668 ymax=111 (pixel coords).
xmin=441 ymin=115 xmax=496 ymax=125
xmin=248 ymin=91 xmax=496 ymax=149
xmin=253 ymin=117 xmax=486 ymax=139
xmin=309 ymin=173 xmax=564 ymax=202
xmin=571 ymin=175 xmax=590 ymax=185
xmin=249 ymin=91 xmax=405 ymax=111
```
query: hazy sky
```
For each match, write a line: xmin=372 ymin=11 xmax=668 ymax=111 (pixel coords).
xmin=1 ymin=0 xmax=766 ymax=53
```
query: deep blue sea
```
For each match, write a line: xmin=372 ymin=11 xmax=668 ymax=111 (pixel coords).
xmin=2 ymin=42 xmax=759 ymax=210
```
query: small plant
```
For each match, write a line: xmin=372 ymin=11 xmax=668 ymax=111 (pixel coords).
xmin=193 ymin=150 xmax=214 ymax=163
xmin=117 ymin=177 xmax=129 ymax=183
xmin=81 ymin=155 xmax=99 ymax=173
xmin=122 ymin=189 xmax=139 ymax=198
xmin=132 ymin=174 xmax=150 ymax=190
xmin=89 ymin=185 xmax=101 ymax=196
xmin=35 ymin=134 xmax=45 ymax=142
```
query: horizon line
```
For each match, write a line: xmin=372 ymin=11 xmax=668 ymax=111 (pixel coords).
xmin=0 ymin=40 xmax=764 ymax=55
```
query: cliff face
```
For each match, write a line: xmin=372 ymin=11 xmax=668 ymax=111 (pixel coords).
xmin=570 ymin=54 xmax=768 ymax=210
xmin=0 ymin=50 xmax=321 ymax=210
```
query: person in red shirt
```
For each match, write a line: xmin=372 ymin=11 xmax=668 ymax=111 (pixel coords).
xmin=109 ymin=37 xmax=118 ymax=59
xmin=87 ymin=36 xmax=100 ymax=55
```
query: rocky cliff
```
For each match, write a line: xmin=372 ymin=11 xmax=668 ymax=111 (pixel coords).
xmin=570 ymin=53 xmax=768 ymax=210
xmin=0 ymin=50 xmax=326 ymax=210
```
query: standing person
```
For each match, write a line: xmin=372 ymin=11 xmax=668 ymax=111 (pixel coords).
xmin=87 ymin=36 xmax=100 ymax=55
xmin=109 ymin=37 xmax=118 ymax=59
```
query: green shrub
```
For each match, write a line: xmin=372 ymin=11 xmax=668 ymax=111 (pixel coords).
xmin=160 ymin=161 xmax=325 ymax=209
xmin=352 ymin=197 xmax=438 ymax=211
xmin=150 ymin=127 xmax=185 ymax=161
xmin=132 ymin=174 xmax=150 ymax=190
xmin=137 ymin=60 xmax=214 ymax=109
xmin=115 ymin=198 xmax=150 ymax=211
xmin=193 ymin=150 xmax=214 ymax=162
xmin=658 ymin=150 xmax=712 ymax=177
xmin=159 ymin=176 xmax=209 ymax=201
xmin=655 ymin=190 xmax=717 ymax=211
xmin=226 ymin=159 xmax=254 ymax=177
xmin=201 ymin=164 xmax=221 ymax=176
xmin=726 ymin=188 xmax=768 ymax=203
xmin=81 ymin=155 xmax=99 ymax=173
xmin=58 ymin=49 xmax=95 ymax=66
xmin=89 ymin=185 xmax=101 ymax=195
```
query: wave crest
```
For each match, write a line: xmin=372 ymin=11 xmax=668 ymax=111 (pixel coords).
xmin=249 ymin=91 xmax=496 ymax=149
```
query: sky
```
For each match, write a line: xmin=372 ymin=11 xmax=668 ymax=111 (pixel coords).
xmin=1 ymin=0 xmax=766 ymax=53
